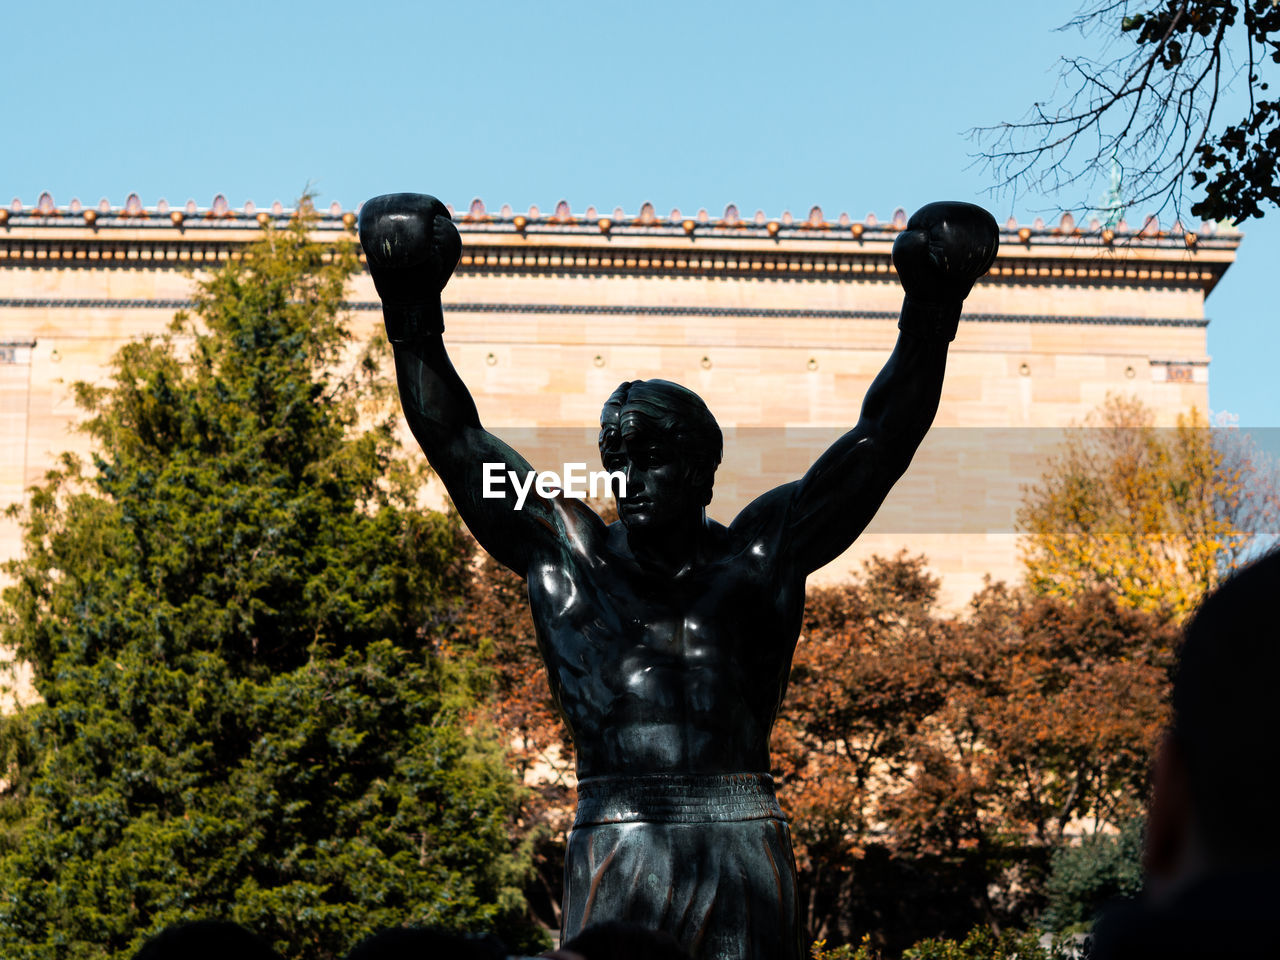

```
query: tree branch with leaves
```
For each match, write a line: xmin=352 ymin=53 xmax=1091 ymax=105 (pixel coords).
xmin=974 ymin=0 xmax=1280 ymax=222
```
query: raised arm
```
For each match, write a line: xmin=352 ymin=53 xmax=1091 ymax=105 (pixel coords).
xmin=359 ymin=194 xmax=589 ymax=577
xmin=732 ymin=202 xmax=999 ymax=575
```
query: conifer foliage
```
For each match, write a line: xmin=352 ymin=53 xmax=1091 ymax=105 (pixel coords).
xmin=0 ymin=203 xmax=535 ymax=959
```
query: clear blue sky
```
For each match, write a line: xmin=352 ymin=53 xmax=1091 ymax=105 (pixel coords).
xmin=5 ymin=0 xmax=1276 ymax=425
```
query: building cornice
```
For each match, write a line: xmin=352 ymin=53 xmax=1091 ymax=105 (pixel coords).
xmin=1 ymin=195 xmax=1242 ymax=294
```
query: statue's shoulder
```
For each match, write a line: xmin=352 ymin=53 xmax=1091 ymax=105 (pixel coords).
xmin=727 ymin=484 xmax=794 ymax=541
xmin=545 ymin=494 xmax=612 ymax=554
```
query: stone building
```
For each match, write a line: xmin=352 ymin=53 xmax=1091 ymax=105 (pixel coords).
xmin=0 ymin=192 xmax=1239 ymax=629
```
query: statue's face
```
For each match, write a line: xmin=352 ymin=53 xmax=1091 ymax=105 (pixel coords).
xmin=602 ymin=417 xmax=706 ymax=532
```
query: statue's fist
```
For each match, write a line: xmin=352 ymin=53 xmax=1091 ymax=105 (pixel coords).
xmin=358 ymin=193 xmax=461 ymax=306
xmin=891 ymin=202 xmax=999 ymax=304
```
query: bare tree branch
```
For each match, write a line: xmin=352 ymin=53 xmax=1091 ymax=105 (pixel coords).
xmin=972 ymin=0 xmax=1280 ymax=223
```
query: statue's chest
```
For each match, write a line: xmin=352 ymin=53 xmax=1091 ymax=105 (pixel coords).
xmin=527 ymin=554 xmax=785 ymax=667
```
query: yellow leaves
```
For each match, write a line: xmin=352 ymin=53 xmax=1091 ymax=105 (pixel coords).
xmin=1019 ymin=395 xmax=1262 ymax=618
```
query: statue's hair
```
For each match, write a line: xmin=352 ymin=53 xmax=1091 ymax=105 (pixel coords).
xmin=598 ymin=379 xmax=723 ymax=505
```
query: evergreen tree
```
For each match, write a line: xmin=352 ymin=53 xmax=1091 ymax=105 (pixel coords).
xmin=0 ymin=202 xmax=538 ymax=959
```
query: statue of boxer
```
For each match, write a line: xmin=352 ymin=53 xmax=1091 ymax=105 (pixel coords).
xmin=358 ymin=196 xmax=998 ymax=960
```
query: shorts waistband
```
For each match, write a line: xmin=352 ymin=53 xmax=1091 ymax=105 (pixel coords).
xmin=573 ymin=772 xmax=785 ymax=827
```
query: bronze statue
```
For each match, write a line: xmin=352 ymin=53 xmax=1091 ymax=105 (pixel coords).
xmin=358 ymin=195 xmax=998 ymax=960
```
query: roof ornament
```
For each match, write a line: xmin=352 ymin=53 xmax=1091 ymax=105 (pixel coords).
xmin=1031 ymin=217 xmax=1045 ymax=231
xmin=864 ymin=212 xmax=878 ymax=226
xmin=329 ymin=201 xmax=342 ymax=216
xmin=69 ymin=198 xmax=83 ymax=214
xmin=612 ymin=207 xmax=625 ymax=220
xmin=526 ymin=204 xmax=540 ymax=220
xmin=211 ymin=194 xmax=229 ymax=217
xmin=637 ymin=202 xmax=656 ymax=225
xmin=185 ymin=200 xmax=198 ymax=215
xmin=244 ymin=200 xmax=257 ymax=217
xmin=584 ymin=206 xmax=598 ymax=219
xmin=97 ymin=198 xmax=111 ymax=214
xmin=271 ymin=201 xmax=284 ymax=216
xmin=553 ymin=200 xmax=572 ymax=223
xmin=891 ymin=208 xmax=908 ymax=230
xmin=499 ymin=203 xmax=513 ymax=218
xmin=837 ymin=212 xmax=850 ymax=227
xmin=1006 ymin=216 xmax=1019 ymax=230
xmin=753 ymin=209 xmax=766 ymax=225
xmin=1058 ymin=212 xmax=1075 ymax=234
xmin=723 ymin=204 xmax=739 ymax=226
xmin=807 ymin=206 xmax=823 ymax=228
xmin=697 ymin=208 xmax=709 ymax=223
xmin=124 ymin=193 xmax=143 ymax=217
xmin=780 ymin=210 xmax=794 ymax=226
xmin=669 ymin=207 xmax=682 ymax=222
xmin=37 ymin=192 xmax=55 ymax=215
xmin=157 ymin=198 xmax=170 ymax=215
xmin=467 ymin=198 xmax=486 ymax=220
xmin=1140 ymin=215 xmax=1160 ymax=237
xmin=1098 ymin=152 xmax=1126 ymax=229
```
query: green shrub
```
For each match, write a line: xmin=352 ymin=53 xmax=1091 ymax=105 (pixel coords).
xmin=1042 ymin=819 xmax=1144 ymax=933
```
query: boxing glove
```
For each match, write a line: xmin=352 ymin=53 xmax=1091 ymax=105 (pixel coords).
xmin=891 ymin=201 xmax=999 ymax=341
xmin=358 ymin=193 xmax=461 ymax=340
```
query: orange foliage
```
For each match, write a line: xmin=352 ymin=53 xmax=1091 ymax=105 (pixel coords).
xmin=773 ymin=553 xmax=1177 ymax=945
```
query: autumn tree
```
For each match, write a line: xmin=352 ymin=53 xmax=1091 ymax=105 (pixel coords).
xmin=976 ymin=0 xmax=1280 ymax=222
xmin=771 ymin=554 xmax=955 ymax=946
xmin=772 ymin=555 xmax=1176 ymax=953
xmin=1017 ymin=393 xmax=1274 ymax=617
xmin=0 ymin=204 xmax=540 ymax=959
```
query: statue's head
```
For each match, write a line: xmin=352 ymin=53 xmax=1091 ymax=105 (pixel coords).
xmin=598 ymin=380 xmax=723 ymax=531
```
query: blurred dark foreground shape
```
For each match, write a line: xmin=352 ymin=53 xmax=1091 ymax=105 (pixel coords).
xmin=131 ymin=920 xmax=282 ymax=960
xmin=1090 ymin=550 xmax=1280 ymax=959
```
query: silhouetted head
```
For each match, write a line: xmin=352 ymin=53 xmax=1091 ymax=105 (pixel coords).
xmin=132 ymin=921 xmax=281 ymax=960
xmin=598 ymin=379 xmax=722 ymax=532
xmin=1094 ymin=550 xmax=1280 ymax=958
xmin=1164 ymin=550 xmax=1280 ymax=868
